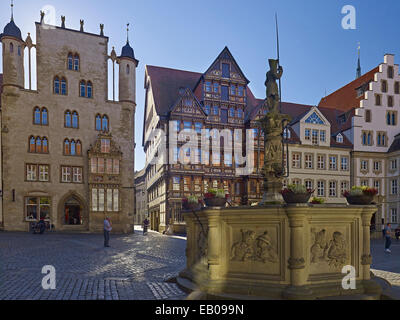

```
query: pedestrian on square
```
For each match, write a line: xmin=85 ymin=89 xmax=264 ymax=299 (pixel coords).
xmin=143 ymin=217 xmax=150 ymax=235
xmin=104 ymin=217 xmax=112 ymax=247
xmin=384 ymin=223 xmax=392 ymax=253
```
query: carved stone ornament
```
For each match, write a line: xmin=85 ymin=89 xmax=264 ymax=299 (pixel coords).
xmin=361 ymin=254 xmax=372 ymax=266
xmin=310 ymin=229 xmax=348 ymax=268
xmin=288 ymin=257 xmax=306 ymax=270
xmin=231 ymin=229 xmax=278 ymax=264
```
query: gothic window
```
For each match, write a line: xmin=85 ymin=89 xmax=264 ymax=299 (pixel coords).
xmin=96 ymin=115 xmax=102 ymax=131
xmin=74 ymin=54 xmax=79 ymax=71
xmin=68 ymin=53 xmax=73 ymax=70
xmin=65 ymin=111 xmax=72 ymax=127
xmin=102 ymin=115 xmax=109 ymax=132
xmin=76 ymin=140 xmax=82 ymax=156
xmin=34 ymin=107 xmax=41 ymax=125
xmin=36 ymin=137 xmax=42 ymax=153
xmin=54 ymin=77 xmax=60 ymax=94
xmin=64 ymin=139 xmax=70 ymax=155
xmin=42 ymin=108 xmax=48 ymax=125
xmin=87 ymin=81 xmax=93 ymax=98
xmin=72 ymin=111 xmax=79 ymax=128
xmin=70 ymin=140 xmax=76 ymax=155
xmin=126 ymin=64 xmax=130 ymax=74
xmin=10 ymin=42 xmax=13 ymax=53
xmin=305 ymin=112 xmax=324 ymax=124
xmin=42 ymin=137 xmax=48 ymax=153
xmin=29 ymin=136 xmax=36 ymax=153
xmin=80 ymin=80 xmax=86 ymax=97
xmin=61 ymin=78 xmax=67 ymax=95
xmin=18 ymin=46 xmax=21 ymax=56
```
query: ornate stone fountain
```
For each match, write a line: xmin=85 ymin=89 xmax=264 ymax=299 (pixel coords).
xmin=177 ymin=60 xmax=383 ymax=300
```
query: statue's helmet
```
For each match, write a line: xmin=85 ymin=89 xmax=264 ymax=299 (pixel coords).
xmin=268 ymin=59 xmax=279 ymax=70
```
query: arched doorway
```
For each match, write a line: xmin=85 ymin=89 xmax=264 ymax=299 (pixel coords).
xmin=58 ymin=192 xmax=88 ymax=230
xmin=64 ymin=196 xmax=83 ymax=225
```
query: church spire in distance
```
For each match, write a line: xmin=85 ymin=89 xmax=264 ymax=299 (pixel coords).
xmin=11 ymin=0 xmax=14 ymax=21
xmin=356 ymin=42 xmax=362 ymax=79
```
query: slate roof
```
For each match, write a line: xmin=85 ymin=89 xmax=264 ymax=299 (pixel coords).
xmin=120 ymin=41 xmax=136 ymax=61
xmin=388 ymin=134 xmax=400 ymax=153
xmin=0 ymin=19 xmax=22 ymax=41
xmin=318 ymin=67 xmax=379 ymax=112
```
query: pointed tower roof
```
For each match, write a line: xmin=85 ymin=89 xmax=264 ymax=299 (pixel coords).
xmin=120 ymin=23 xmax=136 ymax=61
xmin=0 ymin=1 xmax=22 ymax=41
xmin=356 ymin=43 xmax=361 ymax=79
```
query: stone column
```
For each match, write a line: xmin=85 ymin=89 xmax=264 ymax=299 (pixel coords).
xmin=207 ymin=212 xmax=221 ymax=281
xmin=283 ymin=205 xmax=313 ymax=299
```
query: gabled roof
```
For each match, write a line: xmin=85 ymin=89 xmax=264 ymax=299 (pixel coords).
xmin=318 ymin=67 xmax=379 ymax=112
xmin=170 ymin=87 xmax=207 ymax=118
xmin=145 ymin=65 xmax=202 ymax=117
xmin=388 ymin=134 xmax=400 ymax=153
xmin=203 ymin=46 xmax=250 ymax=84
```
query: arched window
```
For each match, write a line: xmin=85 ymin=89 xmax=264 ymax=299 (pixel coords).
xmin=367 ymin=133 xmax=372 ymax=145
xmin=102 ymin=115 xmax=109 ymax=132
xmin=283 ymin=128 xmax=291 ymax=139
xmin=87 ymin=81 xmax=93 ymax=98
xmin=34 ymin=107 xmax=41 ymax=124
xmin=72 ymin=111 xmax=79 ymax=128
xmin=336 ymin=134 xmax=343 ymax=143
xmin=70 ymin=140 xmax=76 ymax=155
xmin=10 ymin=43 xmax=13 ymax=53
xmin=68 ymin=53 xmax=73 ymax=70
xmin=96 ymin=115 xmax=102 ymax=131
xmin=387 ymin=113 xmax=391 ymax=125
xmin=42 ymin=137 xmax=48 ymax=153
xmin=18 ymin=46 xmax=21 ymax=56
xmin=36 ymin=137 xmax=42 ymax=153
xmin=54 ymin=77 xmax=60 ymax=94
xmin=76 ymin=140 xmax=82 ymax=156
xmin=61 ymin=78 xmax=67 ymax=95
xmin=80 ymin=81 xmax=86 ymax=97
xmin=126 ymin=64 xmax=130 ymax=75
xmin=42 ymin=108 xmax=48 ymax=125
xmin=362 ymin=133 xmax=367 ymax=145
xmin=74 ymin=54 xmax=79 ymax=71
xmin=65 ymin=111 xmax=72 ymax=128
xmin=64 ymin=139 xmax=70 ymax=155
xmin=29 ymin=136 xmax=36 ymax=153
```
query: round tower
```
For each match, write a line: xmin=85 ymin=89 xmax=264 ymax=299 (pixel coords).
xmin=0 ymin=15 xmax=25 ymax=89
xmin=118 ymin=37 xmax=139 ymax=103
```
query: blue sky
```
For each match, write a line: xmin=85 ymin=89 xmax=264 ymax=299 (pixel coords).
xmin=0 ymin=0 xmax=399 ymax=171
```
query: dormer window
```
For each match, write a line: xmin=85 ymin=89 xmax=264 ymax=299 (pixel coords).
xmin=336 ymin=134 xmax=343 ymax=143
xmin=283 ymin=128 xmax=291 ymax=139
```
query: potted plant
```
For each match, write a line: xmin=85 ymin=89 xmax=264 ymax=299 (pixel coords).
xmin=311 ymin=197 xmax=325 ymax=204
xmin=343 ymin=186 xmax=378 ymax=205
xmin=204 ymin=189 xmax=228 ymax=207
xmin=182 ymin=196 xmax=202 ymax=211
xmin=280 ymin=184 xmax=314 ymax=204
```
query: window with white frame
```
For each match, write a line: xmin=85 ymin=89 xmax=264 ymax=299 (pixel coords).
xmin=305 ymin=180 xmax=313 ymax=191
xmin=329 ymin=156 xmax=337 ymax=170
xmin=341 ymin=181 xmax=349 ymax=197
xmin=317 ymin=155 xmax=325 ymax=170
xmin=361 ymin=180 xmax=369 ymax=187
xmin=26 ymin=164 xmax=37 ymax=182
xmin=305 ymin=154 xmax=313 ymax=169
xmin=373 ymin=161 xmax=381 ymax=172
xmin=391 ymin=180 xmax=398 ymax=195
xmin=391 ymin=208 xmax=398 ymax=224
xmin=292 ymin=153 xmax=301 ymax=169
xmin=361 ymin=160 xmax=368 ymax=171
xmin=341 ymin=157 xmax=349 ymax=171
xmin=317 ymin=181 xmax=325 ymax=197
xmin=329 ymin=181 xmax=337 ymax=197
xmin=336 ymin=134 xmax=343 ymax=143
xmin=390 ymin=159 xmax=398 ymax=171
xmin=305 ymin=129 xmax=311 ymax=141
xmin=374 ymin=180 xmax=380 ymax=195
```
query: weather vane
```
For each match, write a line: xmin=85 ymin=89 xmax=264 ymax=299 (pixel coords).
xmin=11 ymin=0 xmax=14 ymax=21
xmin=127 ymin=23 xmax=130 ymax=43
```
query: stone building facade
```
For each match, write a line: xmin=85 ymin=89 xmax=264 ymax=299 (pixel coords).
xmin=0 ymin=13 xmax=138 ymax=233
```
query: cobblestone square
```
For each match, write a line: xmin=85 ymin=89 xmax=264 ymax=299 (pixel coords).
xmin=0 ymin=229 xmax=187 ymax=300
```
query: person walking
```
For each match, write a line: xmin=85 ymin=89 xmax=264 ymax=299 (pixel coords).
xmin=384 ymin=223 xmax=392 ymax=253
xmin=143 ymin=217 xmax=150 ymax=236
xmin=104 ymin=217 xmax=112 ymax=247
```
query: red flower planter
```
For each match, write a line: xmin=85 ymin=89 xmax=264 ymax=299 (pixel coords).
xmin=281 ymin=192 xmax=312 ymax=204
xmin=345 ymin=195 xmax=374 ymax=205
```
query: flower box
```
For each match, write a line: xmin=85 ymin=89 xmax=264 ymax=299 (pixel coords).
xmin=204 ymin=197 xmax=227 ymax=207
xmin=281 ymin=192 xmax=312 ymax=204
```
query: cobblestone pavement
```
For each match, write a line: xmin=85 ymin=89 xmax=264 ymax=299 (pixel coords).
xmin=371 ymin=238 xmax=400 ymax=296
xmin=0 ymin=228 xmax=188 ymax=300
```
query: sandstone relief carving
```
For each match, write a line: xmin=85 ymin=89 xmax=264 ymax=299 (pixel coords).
xmin=311 ymin=229 xmax=348 ymax=268
xmin=231 ymin=230 xmax=278 ymax=263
